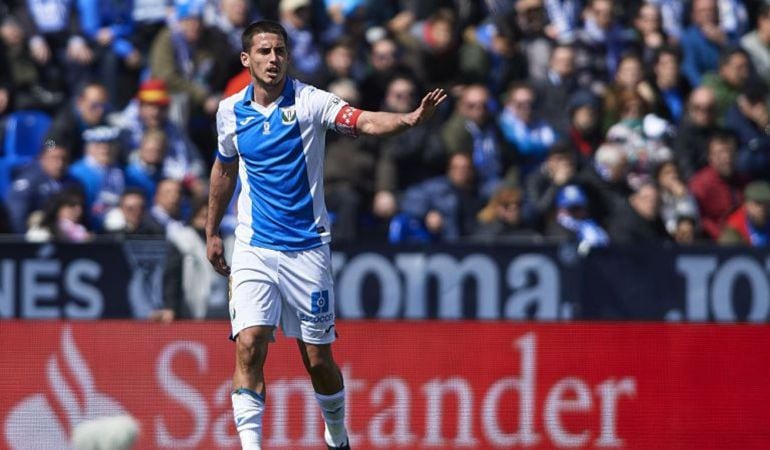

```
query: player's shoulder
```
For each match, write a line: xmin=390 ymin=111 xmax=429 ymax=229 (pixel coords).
xmin=218 ymin=86 xmax=249 ymax=114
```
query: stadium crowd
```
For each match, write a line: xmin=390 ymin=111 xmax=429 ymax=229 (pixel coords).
xmin=2 ymin=0 xmax=770 ymax=254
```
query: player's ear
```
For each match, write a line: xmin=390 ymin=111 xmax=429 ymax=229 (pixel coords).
xmin=240 ymin=52 xmax=249 ymax=68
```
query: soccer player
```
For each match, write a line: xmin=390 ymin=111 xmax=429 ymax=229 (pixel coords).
xmin=205 ymin=20 xmax=446 ymax=450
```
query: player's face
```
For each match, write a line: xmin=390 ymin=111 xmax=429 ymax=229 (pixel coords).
xmin=242 ymin=32 xmax=288 ymax=88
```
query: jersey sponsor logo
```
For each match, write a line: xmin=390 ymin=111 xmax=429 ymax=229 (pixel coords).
xmin=311 ymin=290 xmax=330 ymax=314
xmin=298 ymin=312 xmax=335 ymax=323
xmin=239 ymin=116 xmax=256 ymax=126
xmin=280 ymin=106 xmax=296 ymax=125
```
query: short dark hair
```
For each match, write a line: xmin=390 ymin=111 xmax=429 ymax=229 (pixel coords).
xmin=242 ymin=20 xmax=288 ymax=52
xmin=709 ymin=128 xmax=738 ymax=148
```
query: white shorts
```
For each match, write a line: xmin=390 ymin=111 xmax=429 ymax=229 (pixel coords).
xmin=229 ymin=240 xmax=336 ymax=344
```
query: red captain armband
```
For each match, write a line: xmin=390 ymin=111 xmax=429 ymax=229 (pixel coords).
xmin=334 ymin=105 xmax=362 ymax=137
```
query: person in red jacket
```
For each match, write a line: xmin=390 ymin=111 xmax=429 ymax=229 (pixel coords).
xmin=719 ymin=181 xmax=770 ymax=246
xmin=689 ymin=130 xmax=749 ymax=240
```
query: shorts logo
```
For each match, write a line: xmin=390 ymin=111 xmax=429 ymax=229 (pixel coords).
xmin=280 ymin=107 xmax=296 ymax=125
xmin=311 ymin=290 xmax=330 ymax=315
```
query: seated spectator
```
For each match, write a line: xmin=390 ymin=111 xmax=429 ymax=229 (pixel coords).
xmin=719 ymin=181 xmax=770 ymax=246
xmin=27 ymin=187 xmax=91 ymax=243
xmin=513 ymin=0 xmax=553 ymax=82
xmin=534 ymin=44 xmax=579 ymax=134
xmin=104 ymin=188 xmax=165 ymax=237
xmin=573 ymin=0 xmax=631 ymax=94
xmin=689 ymin=130 xmax=748 ymax=240
xmin=741 ymin=4 xmax=770 ymax=87
xmin=674 ymin=86 xmax=718 ymax=179
xmin=68 ymin=126 xmax=125 ymax=229
xmin=6 ymin=142 xmax=73 ymax=234
xmin=630 ymin=2 xmax=667 ymax=64
xmin=681 ymin=0 xmax=729 ymax=87
xmin=360 ymin=36 xmax=412 ymax=111
xmin=150 ymin=178 xmax=184 ymax=235
xmin=524 ymin=141 xmax=578 ymax=229
xmin=154 ymin=199 xmax=228 ymax=321
xmin=724 ymin=80 xmax=770 ymax=178
xmin=566 ymin=90 xmax=603 ymax=162
xmin=111 ymin=78 xmax=205 ymax=193
xmin=441 ymin=84 xmax=514 ymax=198
xmin=499 ymin=82 xmax=558 ymax=177
xmin=399 ymin=152 xmax=484 ymax=242
xmin=46 ymin=82 xmax=110 ymax=161
xmin=473 ymin=184 xmax=541 ymax=243
xmin=321 ymin=37 xmax=363 ymax=88
xmin=399 ymin=8 xmax=460 ymax=86
xmin=545 ymin=184 xmax=609 ymax=252
xmin=602 ymin=53 xmax=648 ymax=129
xmin=647 ymin=46 xmax=689 ymax=123
xmin=702 ymin=47 xmax=752 ymax=122
xmin=608 ymin=183 xmax=670 ymax=243
xmin=125 ymin=129 xmax=167 ymax=202
xmin=671 ymin=202 xmax=702 ymax=245
xmin=655 ymin=160 xmax=700 ymax=236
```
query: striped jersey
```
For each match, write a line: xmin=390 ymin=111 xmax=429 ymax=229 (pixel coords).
xmin=216 ymin=78 xmax=349 ymax=251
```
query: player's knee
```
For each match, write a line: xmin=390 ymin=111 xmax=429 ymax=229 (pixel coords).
xmin=305 ymin=355 xmax=338 ymax=378
xmin=236 ymin=328 xmax=271 ymax=363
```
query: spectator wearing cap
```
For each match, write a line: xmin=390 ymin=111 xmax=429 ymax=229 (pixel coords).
xmin=6 ymin=142 xmax=75 ymax=233
xmin=719 ymin=181 xmax=770 ymax=246
xmin=674 ymin=87 xmax=718 ymax=179
xmin=566 ymin=89 xmax=602 ymax=162
xmin=689 ymin=130 xmax=749 ymax=240
xmin=545 ymin=183 xmax=609 ymax=251
xmin=149 ymin=0 xmax=235 ymax=122
xmin=702 ymin=47 xmax=752 ymax=123
xmin=68 ymin=126 xmax=125 ymax=229
xmin=525 ymin=141 xmax=578 ymax=230
xmin=111 ymin=78 xmax=205 ymax=194
xmin=47 ymin=82 xmax=110 ymax=161
xmin=680 ymin=0 xmax=729 ymax=87
xmin=608 ymin=183 xmax=670 ymax=243
xmin=724 ymin=80 xmax=770 ymax=178
xmin=280 ymin=0 xmax=324 ymax=86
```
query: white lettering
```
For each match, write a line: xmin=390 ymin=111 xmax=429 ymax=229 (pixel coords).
xmin=544 ymin=378 xmax=592 ymax=447
xmin=368 ymin=377 xmax=414 ymax=446
xmin=211 ymin=380 xmax=240 ymax=447
xmin=341 ymin=365 xmax=366 ymax=446
xmin=595 ymin=378 xmax=636 ymax=447
xmin=421 ymin=377 xmax=477 ymax=447
xmin=267 ymin=378 xmax=318 ymax=446
xmin=64 ymin=260 xmax=103 ymax=318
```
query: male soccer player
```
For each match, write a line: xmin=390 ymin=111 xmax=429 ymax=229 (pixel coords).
xmin=205 ymin=20 xmax=446 ymax=450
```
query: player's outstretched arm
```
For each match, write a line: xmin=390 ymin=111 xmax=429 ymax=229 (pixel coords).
xmin=206 ymin=158 xmax=238 ymax=276
xmin=356 ymin=88 xmax=447 ymax=137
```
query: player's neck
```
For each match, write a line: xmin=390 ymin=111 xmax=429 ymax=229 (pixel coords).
xmin=252 ymin=78 xmax=286 ymax=107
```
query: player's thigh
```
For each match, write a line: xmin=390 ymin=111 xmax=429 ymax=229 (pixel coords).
xmin=278 ymin=245 xmax=336 ymax=345
xmin=230 ymin=242 xmax=282 ymax=340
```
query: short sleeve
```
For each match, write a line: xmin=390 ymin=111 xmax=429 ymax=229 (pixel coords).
xmin=301 ymin=85 xmax=347 ymax=130
xmin=216 ymin=101 xmax=238 ymax=163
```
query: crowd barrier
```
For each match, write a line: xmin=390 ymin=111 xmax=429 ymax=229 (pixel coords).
xmin=1 ymin=240 xmax=770 ymax=321
xmin=1 ymin=321 xmax=768 ymax=449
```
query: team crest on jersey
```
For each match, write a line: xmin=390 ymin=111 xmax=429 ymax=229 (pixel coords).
xmin=280 ymin=106 xmax=296 ymax=125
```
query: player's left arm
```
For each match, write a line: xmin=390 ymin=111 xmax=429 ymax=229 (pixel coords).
xmin=353 ymin=88 xmax=447 ymax=137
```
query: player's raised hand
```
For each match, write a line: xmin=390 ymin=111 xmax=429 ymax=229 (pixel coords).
xmin=406 ymin=88 xmax=447 ymax=126
xmin=207 ymin=234 xmax=231 ymax=276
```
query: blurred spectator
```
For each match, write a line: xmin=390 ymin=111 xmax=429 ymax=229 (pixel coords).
xmin=399 ymin=152 xmax=484 ymax=242
xmin=150 ymin=178 xmax=185 ymax=234
xmin=608 ymin=182 xmax=670 ymax=243
xmin=77 ymin=0 xmax=143 ymax=108
xmin=724 ymin=80 xmax=770 ymax=178
xmin=373 ymin=76 xmax=445 ymax=221
xmin=741 ymin=4 xmax=770 ymax=86
xmin=359 ymin=37 xmax=412 ymax=110
xmin=719 ymin=180 xmax=770 ymax=246
xmin=205 ymin=0 xmax=254 ymax=52
xmin=544 ymin=0 xmax=582 ymax=43
xmin=111 ymin=79 xmax=205 ymax=194
xmin=499 ymin=82 xmax=558 ymax=177
xmin=473 ymin=184 xmax=541 ymax=243
xmin=46 ymin=82 xmax=110 ymax=161
xmin=671 ymin=209 xmax=701 ymax=245
xmin=280 ymin=0 xmax=323 ymax=85
xmin=0 ymin=16 xmax=65 ymax=112
xmin=125 ymin=128 xmax=167 ymax=202
xmin=6 ymin=141 xmax=72 ymax=233
xmin=400 ymin=8 xmax=460 ymax=86
xmin=576 ymin=142 xmax=633 ymax=225
xmin=545 ymin=183 xmax=610 ymax=251
xmin=655 ymin=160 xmax=700 ymax=236
xmin=702 ymin=47 xmax=752 ymax=122
xmin=647 ymin=46 xmax=689 ymax=123
xmin=321 ymin=37 xmax=363 ymax=87
xmin=525 ymin=141 xmax=578 ymax=229
xmin=674 ymin=86 xmax=718 ymax=179
xmin=566 ymin=89 xmax=603 ymax=161
xmin=534 ymin=44 xmax=579 ymax=134
xmin=105 ymin=187 xmax=165 ymax=237
xmin=573 ymin=0 xmax=631 ymax=94
xmin=441 ymin=84 xmax=513 ymax=198
xmin=689 ymin=130 xmax=749 ymax=240
xmin=157 ymin=199 xmax=228 ymax=321
xmin=149 ymin=0 xmax=234 ymax=125
xmin=602 ymin=53 xmax=647 ymax=130
xmin=650 ymin=0 xmax=685 ymax=44
xmin=681 ymin=0 xmax=730 ymax=87
xmin=27 ymin=187 xmax=90 ymax=242
xmin=514 ymin=0 xmax=553 ymax=82
xmin=630 ymin=2 xmax=667 ymax=64
xmin=68 ymin=126 xmax=125 ymax=229
xmin=718 ymin=0 xmax=749 ymax=41
xmin=131 ymin=0 xmax=170 ymax=55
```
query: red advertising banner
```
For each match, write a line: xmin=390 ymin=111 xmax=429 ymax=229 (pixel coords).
xmin=1 ymin=322 xmax=769 ymax=449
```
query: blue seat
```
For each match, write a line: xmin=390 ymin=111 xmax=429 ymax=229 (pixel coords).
xmin=0 ymin=110 xmax=52 ymax=195
xmin=388 ymin=213 xmax=434 ymax=244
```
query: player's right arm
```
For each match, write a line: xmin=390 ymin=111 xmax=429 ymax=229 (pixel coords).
xmin=206 ymin=100 xmax=240 ymax=276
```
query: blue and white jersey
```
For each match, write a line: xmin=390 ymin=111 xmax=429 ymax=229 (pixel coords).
xmin=216 ymin=78 xmax=348 ymax=251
